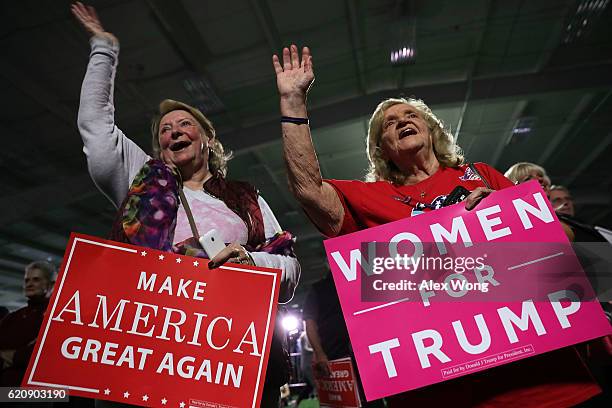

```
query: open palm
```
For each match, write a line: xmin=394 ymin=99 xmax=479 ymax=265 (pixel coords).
xmin=71 ymin=1 xmax=117 ymax=44
xmin=272 ymin=45 xmax=315 ymax=98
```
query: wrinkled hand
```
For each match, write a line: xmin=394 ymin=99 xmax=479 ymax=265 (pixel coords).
xmin=71 ymin=2 xmax=118 ymax=44
xmin=464 ymin=187 xmax=493 ymax=210
xmin=313 ymin=353 xmax=331 ymax=378
xmin=272 ymin=45 xmax=314 ymax=100
xmin=208 ymin=242 xmax=255 ymax=269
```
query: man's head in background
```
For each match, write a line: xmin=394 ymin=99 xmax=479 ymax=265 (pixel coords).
xmin=549 ymin=185 xmax=575 ymax=217
xmin=23 ymin=261 xmax=55 ymax=300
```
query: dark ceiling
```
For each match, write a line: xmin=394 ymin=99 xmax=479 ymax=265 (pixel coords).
xmin=1 ymin=0 xmax=611 ymax=309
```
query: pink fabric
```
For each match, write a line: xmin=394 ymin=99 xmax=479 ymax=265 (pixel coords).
xmin=174 ymin=188 xmax=247 ymax=245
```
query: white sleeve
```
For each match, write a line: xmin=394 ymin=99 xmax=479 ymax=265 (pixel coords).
xmin=77 ymin=35 xmax=150 ymax=208
xmin=249 ymin=196 xmax=301 ymax=304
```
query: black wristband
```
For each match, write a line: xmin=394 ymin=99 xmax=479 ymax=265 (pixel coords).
xmin=281 ymin=116 xmax=309 ymax=125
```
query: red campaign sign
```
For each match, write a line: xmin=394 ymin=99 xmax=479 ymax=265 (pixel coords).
xmin=315 ymin=358 xmax=361 ymax=408
xmin=22 ymin=233 xmax=281 ymax=408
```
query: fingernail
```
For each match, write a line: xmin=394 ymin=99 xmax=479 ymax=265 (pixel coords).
xmin=208 ymin=261 xmax=215 ymax=269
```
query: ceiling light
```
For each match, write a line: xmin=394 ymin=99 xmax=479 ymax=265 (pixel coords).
xmin=563 ymin=0 xmax=609 ymax=44
xmin=508 ymin=117 xmax=537 ymax=144
xmin=390 ymin=4 xmax=417 ymax=67
xmin=281 ymin=315 xmax=299 ymax=332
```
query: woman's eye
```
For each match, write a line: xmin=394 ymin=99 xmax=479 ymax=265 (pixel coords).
xmin=384 ymin=120 xmax=395 ymax=129
xmin=180 ymin=120 xmax=192 ymax=127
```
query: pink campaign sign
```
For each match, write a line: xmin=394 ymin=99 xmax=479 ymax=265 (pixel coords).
xmin=323 ymin=181 xmax=612 ymax=401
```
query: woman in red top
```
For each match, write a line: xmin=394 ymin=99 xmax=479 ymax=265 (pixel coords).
xmin=272 ymin=45 xmax=600 ymax=407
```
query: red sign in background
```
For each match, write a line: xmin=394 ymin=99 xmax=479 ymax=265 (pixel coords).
xmin=23 ymin=233 xmax=281 ymax=408
xmin=315 ymin=358 xmax=361 ymax=408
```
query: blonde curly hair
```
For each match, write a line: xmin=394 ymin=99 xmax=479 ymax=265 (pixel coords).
xmin=366 ymin=97 xmax=464 ymax=184
xmin=151 ymin=99 xmax=232 ymax=177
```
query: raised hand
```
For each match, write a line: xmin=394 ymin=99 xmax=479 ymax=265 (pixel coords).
xmin=70 ymin=1 xmax=118 ymax=44
xmin=272 ymin=45 xmax=314 ymax=100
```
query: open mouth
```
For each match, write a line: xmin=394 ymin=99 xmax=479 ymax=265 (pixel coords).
xmin=170 ymin=141 xmax=191 ymax=152
xmin=399 ymin=128 xmax=417 ymax=139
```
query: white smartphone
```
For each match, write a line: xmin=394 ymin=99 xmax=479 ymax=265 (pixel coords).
xmin=199 ymin=229 xmax=226 ymax=259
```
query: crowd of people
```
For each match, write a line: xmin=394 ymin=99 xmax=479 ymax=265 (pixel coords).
xmin=0 ymin=2 xmax=610 ymax=407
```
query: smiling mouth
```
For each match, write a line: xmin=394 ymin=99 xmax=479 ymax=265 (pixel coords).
xmin=399 ymin=128 xmax=417 ymax=139
xmin=170 ymin=141 xmax=191 ymax=152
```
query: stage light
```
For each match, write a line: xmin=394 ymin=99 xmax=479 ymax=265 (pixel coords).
xmin=281 ymin=315 xmax=299 ymax=332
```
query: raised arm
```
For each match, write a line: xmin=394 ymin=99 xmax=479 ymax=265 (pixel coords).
xmin=71 ymin=2 xmax=149 ymax=208
xmin=272 ymin=45 xmax=344 ymax=237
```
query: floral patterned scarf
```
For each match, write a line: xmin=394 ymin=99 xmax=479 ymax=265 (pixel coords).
xmin=110 ymin=159 xmax=295 ymax=258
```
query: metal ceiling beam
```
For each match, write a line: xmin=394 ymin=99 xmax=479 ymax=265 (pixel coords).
xmin=146 ymin=0 xmax=214 ymax=72
xmin=0 ymin=59 xmax=75 ymax=127
xmin=0 ymin=174 xmax=98 ymax=227
xmin=30 ymin=217 xmax=77 ymax=240
xmin=146 ymin=0 xmax=239 ymax=126
xmin=538 ymin=93 xmax=595 ymax=165
xmin=0 ymin=259 xmax=25 ymax=276
xmin=0 ymin=231 xmax=65 ymax=257
xmin=453 ymin=0 xmax=493 ymax=142
xmin=547 ymin=88 xmax=612 ymax=184
xmin=62 ymin=20 xmax=152 ymax=112
xmin=345 ymin=0 xmax=368 ymax=95
xmin=491 ymin=100 xmax=529 ymax=168
xmin=221 ymin=62 xmax=612 ymax=150
xmin=563 ymin=130 xmax=612 ymax=187
xmin=249 ymin=0 xmax=282 ymax=54
xmin=534 ymin=2 xmax=574 ymax=72
xmin=70 ymin=202 xmax=115 ymax=224
xmin=0 ymin=252 xmax=35 ymax=266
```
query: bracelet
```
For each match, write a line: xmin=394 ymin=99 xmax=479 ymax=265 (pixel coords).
xmin=281 ymin=116 xmax=309 ymax=125
xmin=245 ymin=250 xmax=256 ymax=266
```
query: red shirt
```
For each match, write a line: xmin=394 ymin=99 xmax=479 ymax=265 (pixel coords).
xmin=324 ymin=162 xmax=601 ymax=407
xmin=326 ymin=163 xmax=513 ymax=236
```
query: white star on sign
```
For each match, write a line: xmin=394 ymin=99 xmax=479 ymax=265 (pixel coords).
xmin=140 ymin=251 xmax=147 ymax=256
xmin=159 ymin=254 xmax=165 ymax=260
xmin=142 ymin=395 xmax=149 ymax=402
xmin=193 ymin=260 xmax=199 ymax=267
xmin=104 ymin=389 xmax=110 ymax=395
xmin=176 ymin=257 xmax=182 ymax=263
xmin=179 ymin=402 xmax=185 ymax=408
xmin=161 ymin=398 xmax=167 ymax=405
xmin=123 ymin=391 xmax=130 ymax=398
